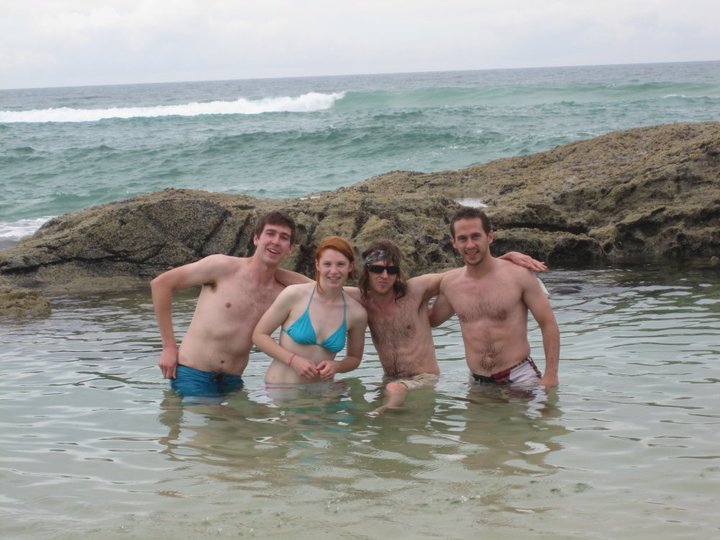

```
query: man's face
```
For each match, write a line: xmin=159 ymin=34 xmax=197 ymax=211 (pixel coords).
xmin=253 ymin=224 xmax=293 ymax=264
xmin=451 ymin=218 xmax=494 ymax=267
xmin=366 ymin=260 xmax=399 ymax=295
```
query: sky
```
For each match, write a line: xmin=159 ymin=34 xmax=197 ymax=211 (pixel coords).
xmin=1 ymin=0 xmax=719 ymax=90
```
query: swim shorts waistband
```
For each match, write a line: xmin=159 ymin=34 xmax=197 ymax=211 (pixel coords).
xmin=471 ymin=357 xmax=540 ymax=384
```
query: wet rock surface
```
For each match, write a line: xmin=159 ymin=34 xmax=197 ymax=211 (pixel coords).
xmin=1 ymin=122 xmax=718 ymax=307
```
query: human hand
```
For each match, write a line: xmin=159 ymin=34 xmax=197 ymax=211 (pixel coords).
xmin=539 ymin=373 xmax=558 ymax=387
xmin=316 ymin=360 xmax=338 ymax=381
xmin=292 ymin=354 xmax=320 ymax=381
xmin=502 ymin=251 xmax=548 ymax=272
xmin=158 ymin=347 xmax=179 ymax=379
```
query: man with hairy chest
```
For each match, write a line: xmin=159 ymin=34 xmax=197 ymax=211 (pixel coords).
xmin=430 ymin=207 xmax=560 ymax=389
xmin=346 ymin=239 xmax=546 ymax=413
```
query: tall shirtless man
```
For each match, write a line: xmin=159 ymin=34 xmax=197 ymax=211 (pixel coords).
xmin=430 ymin=207 xmax=560 ymax=388
xmin=151 ymin=211 xmax=307 ymax=400
xmin=347 ymin=239 xmax=546 ymax=413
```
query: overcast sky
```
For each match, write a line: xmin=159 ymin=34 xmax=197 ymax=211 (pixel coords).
xmin=1 ymin=0 xmax=718 ymax=90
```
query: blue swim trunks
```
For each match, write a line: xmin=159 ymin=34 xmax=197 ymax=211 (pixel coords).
xmin=171 ymin=364 xmax=244 ymax=400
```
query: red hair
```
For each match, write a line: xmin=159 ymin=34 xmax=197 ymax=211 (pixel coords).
xmin=315 ymin=236 xmax=356 ymax=286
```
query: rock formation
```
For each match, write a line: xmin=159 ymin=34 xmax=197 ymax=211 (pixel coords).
xmin=1 ymin=122 xmax=719 ymax=311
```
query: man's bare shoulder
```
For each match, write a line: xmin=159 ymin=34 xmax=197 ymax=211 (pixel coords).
xmin=407 ymin=271 xmax=445 ymax=289
xmin=437 ymin=267 xmax=464 ymax=288
xmin=496 ymin=257 xmax=536 ymax=280
xmin=199 ymin=253 xmax=248 ymax=276
xmin=199 ymin=253 xmax=245 ymax=266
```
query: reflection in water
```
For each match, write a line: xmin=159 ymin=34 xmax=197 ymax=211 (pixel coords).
xmin=157 ymin=374 xmax=567 ymax=493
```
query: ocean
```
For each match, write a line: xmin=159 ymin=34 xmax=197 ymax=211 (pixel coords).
xmin=2 ymin=63 xmax=720 ymax=538
xmin=1 ymin=61 xmax=720 ymax=244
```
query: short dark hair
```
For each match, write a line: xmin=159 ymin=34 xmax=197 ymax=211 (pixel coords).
xmin=359 ymin=239 xmax=407 ymax=300
xmin=254 ymin=210 xmax=296 ymax=243
xmin=450 ymin=206 xmax=492 ymax=238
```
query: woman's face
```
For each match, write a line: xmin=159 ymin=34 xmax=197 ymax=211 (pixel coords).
xmin=315 ymin=248 xmax=352 ymax=288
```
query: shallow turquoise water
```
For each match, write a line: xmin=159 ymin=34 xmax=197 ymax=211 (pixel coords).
xmin=1 ymin=266 xmax=719 ymax=539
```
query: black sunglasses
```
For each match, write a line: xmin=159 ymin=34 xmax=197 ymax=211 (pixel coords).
xmin=367 ymin=264 xmax=400 ymax=275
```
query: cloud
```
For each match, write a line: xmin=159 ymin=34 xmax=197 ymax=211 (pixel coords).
xmin=0 ymin=0 xmax=718 ymax=89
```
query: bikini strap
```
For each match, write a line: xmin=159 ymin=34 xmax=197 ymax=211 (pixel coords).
xmin=306 ymin=284 xmax=317 ymax=308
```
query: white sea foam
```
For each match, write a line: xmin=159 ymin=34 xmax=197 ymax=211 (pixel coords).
xmin=0 ymin=92 xmax=345 ymax=123
xmin=455 ymin=198 xmax=487 ymax=208
xmin=0 ymin=217 xmax=51 ymax=246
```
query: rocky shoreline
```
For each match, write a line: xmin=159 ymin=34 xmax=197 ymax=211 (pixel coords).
xmin=2 ymin=121 xmax=719 ymax=316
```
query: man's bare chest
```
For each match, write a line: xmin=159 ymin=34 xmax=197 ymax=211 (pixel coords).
xmin=450 ymin=283 xmax=520 ymax=323
xmin=368 ymin=299 xmax=420 ymax=340
xmin=206 ymin=282 xmax=281 ymax=318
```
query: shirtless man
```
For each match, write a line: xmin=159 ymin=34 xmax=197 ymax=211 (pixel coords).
xmin=347 ymin=239 xmax=546 ymax=413
xmin=151 ymin=210 xmax=307 ymax=400
xmin=429 ymin=207 xmax=560 ymax=388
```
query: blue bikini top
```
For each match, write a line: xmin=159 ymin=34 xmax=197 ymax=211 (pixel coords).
xmin=283 ymin=286 xmax=347 ymax=353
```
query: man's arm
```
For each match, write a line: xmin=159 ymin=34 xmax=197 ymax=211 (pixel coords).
xmin=150 ymin=254 xmax=227 ymax=379
xmin=523 ymin=274 xmax=560 ymax=387
xmin=408 ymin=272 xmax=446 ymax=304
xmin=275 ymin=267 xmax=312 ymax=286
xmin=498 ymin=251 xmax=547 ymax=272
xmin=342 ymin=285 xmax=361 ymax=303
xmin=428 ymin=274 xmax=456 ymax=327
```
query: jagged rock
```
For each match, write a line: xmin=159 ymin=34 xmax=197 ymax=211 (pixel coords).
xmin=0 ymin=285 xmax=52 ymax=318
xmin=1 ymin=121 xmax=719 ymax=298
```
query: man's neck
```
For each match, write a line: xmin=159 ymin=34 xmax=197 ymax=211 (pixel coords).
xmin=368 ymin=289 xmax=398 ymax=307
xmin=464 ymin=254 xmax=496 ymax=278
xmin=246 ymin=254 xmax=281 ymax=285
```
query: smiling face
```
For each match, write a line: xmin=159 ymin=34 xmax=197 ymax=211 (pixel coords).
xmin=315 ymin=248 xmax=352 ymax=290
xmin=451 ymin=217 xmax=494 ymax=267
xmin=253 ymin=223 xmax=293 ymax=266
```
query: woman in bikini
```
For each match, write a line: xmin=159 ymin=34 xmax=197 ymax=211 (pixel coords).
xmin=253 ymin=236 xmax=368 ymax=385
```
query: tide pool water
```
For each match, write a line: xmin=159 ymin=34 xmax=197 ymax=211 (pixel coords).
xmin=1 ymin=267 xmax=718 ymax=538
xmin=1 ymin=61 xmax=719 ymax=240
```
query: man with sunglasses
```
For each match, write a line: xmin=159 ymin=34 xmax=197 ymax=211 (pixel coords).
xmin=347 ymin=239 xmax=545 ymax=413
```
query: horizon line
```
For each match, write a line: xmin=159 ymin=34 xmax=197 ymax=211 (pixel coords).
xmin=2 ymin=58 xmax=718 ymax=93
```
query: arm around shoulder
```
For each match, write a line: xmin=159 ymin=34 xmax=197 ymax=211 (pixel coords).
xmin=409 ymin=271 xmax=447 ymax=303
xmin=428 ymin=273 xmax=457 ymax=327
xmin=499 ymin=251 xmax=547 ymax=272
xmin=275 ymin=267 xmax=313 ymax=286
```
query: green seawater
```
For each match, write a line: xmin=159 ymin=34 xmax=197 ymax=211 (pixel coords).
xmin=2 ymin=61 xmax=719 ymax=228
